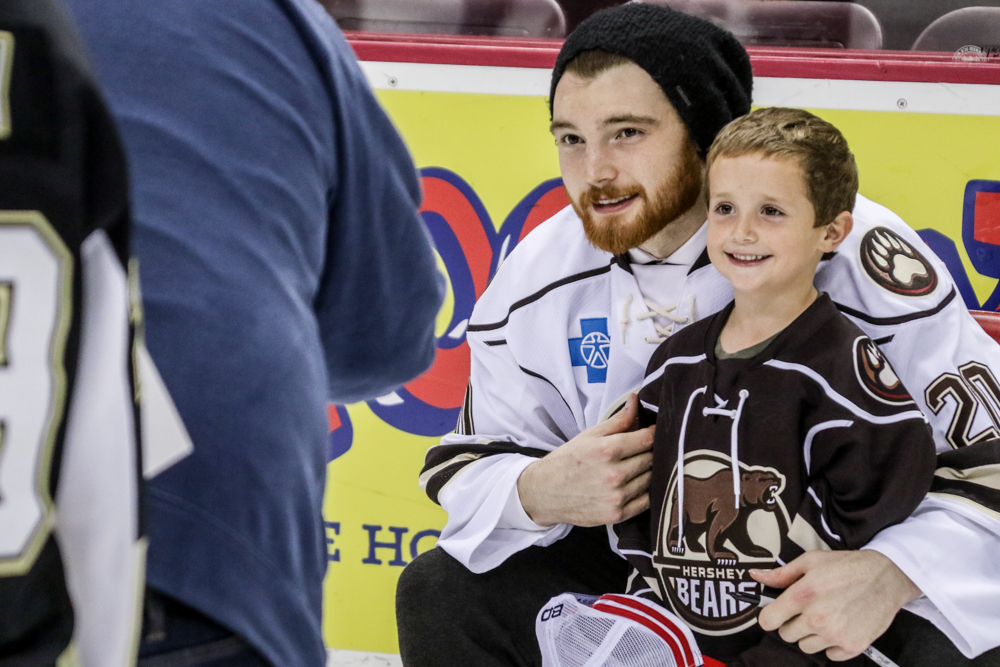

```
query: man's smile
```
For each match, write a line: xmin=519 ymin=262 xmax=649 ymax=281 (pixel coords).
xmin=591 ymin=193 xmax=639 ymax=214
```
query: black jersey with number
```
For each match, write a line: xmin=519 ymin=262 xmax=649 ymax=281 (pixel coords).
xmin=0 ymin=1 xmax=144 ymax=665
xmin=617 ymin=294 xmax=938 ymax=665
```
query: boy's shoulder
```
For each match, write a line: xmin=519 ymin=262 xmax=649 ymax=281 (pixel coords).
xmin=775 ymin=297 xmax=919 ymax=411
xmin=776 ymin=293 xmax=867 ymax=363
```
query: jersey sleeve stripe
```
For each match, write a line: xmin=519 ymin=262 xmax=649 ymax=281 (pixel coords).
xmin=930 ymin=475 xmax=1000 ymax=517
xmin=518 ymin=365 xmax=573 ymax=415
xmin=466 ymin=263 xmax=611 ymax=333
xmin=834 ymin=286 xmax=956 ymax=326
xmin=764 ymin=359 xmax=925 ymax=424
xmin=420 ymin=442 xmax=549 ymax=505
xmin=937 ymin=438 xmax=1000 ymax=471
xmin=641 ymin=354 xmax=707 ymax=389
xmin=925 ymin=439 xmax=1000 ymax=518
xmin=419 ymin=455 xmax=482 ymax=504
xmin=803 ymin=420 xmax=854 ymax=475
xmin=455 ymin=382 xmax=473 ymax=436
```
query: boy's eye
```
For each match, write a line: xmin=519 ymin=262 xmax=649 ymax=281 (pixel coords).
xmin=762 ymin=205 xmax=783 ymax=216
xmin=558 ymin=134 xmax=582 ymax=146
xmin=618 ymin=127 xmax=642 ymax=139
xmin=714 ymin=203 xmax=734 ymax=215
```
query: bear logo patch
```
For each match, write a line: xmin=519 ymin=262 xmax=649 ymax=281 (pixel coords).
xmin=859 ymin=227 xmax=937 ymax=297
xmin=654 ymin=452 xmax=790 ymax=635
xmin=853 ymin=337 xmax=912 ymax=405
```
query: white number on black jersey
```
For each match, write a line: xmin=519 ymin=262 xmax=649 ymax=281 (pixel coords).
xmin=0 ymin=211 xmax=73 ymax=576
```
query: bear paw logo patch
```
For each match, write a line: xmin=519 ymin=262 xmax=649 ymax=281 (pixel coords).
xmin=860 ymin=227 xmax=937 ymax=297
xmin=853 ymin=337 xmax=912 ymax=405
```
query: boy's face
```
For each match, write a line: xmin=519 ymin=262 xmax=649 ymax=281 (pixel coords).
xmin=707 ymin=153 xmax=846 ymax=298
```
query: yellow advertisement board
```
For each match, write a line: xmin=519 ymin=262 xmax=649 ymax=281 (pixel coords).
xmin=322 ymin=74 xmax=1000 ymax=654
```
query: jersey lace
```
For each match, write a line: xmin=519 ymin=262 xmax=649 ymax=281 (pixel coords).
xmin=621 ymin=293 xmax=697 ymax=344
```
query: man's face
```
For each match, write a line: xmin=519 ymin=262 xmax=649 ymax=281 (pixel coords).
xmin=551 ymin=62 xmax=702 ymax=256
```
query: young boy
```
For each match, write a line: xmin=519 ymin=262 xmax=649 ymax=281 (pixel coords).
xmin=614 ymin=107 xmax=939 ymax=665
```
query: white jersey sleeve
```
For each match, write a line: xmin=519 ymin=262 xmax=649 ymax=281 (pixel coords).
xmin=818 ymin=195 xmax=1000 ymax=657
xmin=421 ymin=210 xmax=608 ymax=572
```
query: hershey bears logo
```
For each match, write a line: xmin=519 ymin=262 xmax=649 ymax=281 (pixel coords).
xmin=654 ymin=452 xmax=789 ymax=635
xmin=853 ymin=337 xmax=912 ymax=405
xmin=860 ymin=227 xmax=937 ymax=297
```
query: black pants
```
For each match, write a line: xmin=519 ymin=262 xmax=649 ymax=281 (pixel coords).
xmin=396 ymin=526 xmax=629 ymax=667
xmin=138 ymin=589 xmax=272 ymax=667
xmin=396 ymin=527 xmax=1000 ymax=667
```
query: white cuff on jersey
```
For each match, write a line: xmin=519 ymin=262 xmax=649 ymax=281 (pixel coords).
xmin=437 ymin=454 xmax=572 ymax=573
xmin=865 ymin=495 xmax=1000 ymax=658
xmin=497 ymin=468 xmax=552 ymax=532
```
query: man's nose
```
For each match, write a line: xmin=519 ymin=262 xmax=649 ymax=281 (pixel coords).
xmin=584 ymin=144 xmax=616 ymax=184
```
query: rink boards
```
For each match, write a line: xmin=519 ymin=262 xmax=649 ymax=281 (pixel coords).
xmin=321 ymin=43 xmax=1000 ymax=654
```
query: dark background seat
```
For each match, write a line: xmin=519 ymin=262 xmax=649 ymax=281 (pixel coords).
xmin=321 ymin=0 xmax=567 ymax=37
xmin=852 ymin=0 xmax=1000 ymax=50
xmin=912 ymin=7 xmax=1000 ymax=53
xmin=648 ymin=0 xmax=883 ymax=49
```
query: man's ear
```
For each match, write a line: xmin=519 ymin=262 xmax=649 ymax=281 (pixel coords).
xmin=819 ymin=211 xmax=853 ymax=254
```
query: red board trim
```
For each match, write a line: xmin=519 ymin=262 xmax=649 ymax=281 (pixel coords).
xmin=347 ymin=32 xmax=1000 ymax=85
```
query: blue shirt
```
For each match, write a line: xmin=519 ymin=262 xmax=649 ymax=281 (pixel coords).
xmin=64 ymin=1 xmax=443 ymax=664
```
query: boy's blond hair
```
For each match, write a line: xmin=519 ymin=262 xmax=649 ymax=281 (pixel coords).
xmin=706 ymin=107 xmax=859 ymax=227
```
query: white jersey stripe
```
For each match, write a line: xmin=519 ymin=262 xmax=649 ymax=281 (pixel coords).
xmin=803 ymin=419 xmax=854 ymax=475
xmin=765 ymin=359 xmax=927 ymax=425
xmin=641 ymin=354 xmax=707 ymax=389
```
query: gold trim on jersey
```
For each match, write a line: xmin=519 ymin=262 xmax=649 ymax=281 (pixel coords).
xmin=787 ymin=514 xmax=834 ymax=554
xmin=928 ymin=492 xmax=1000 ymax=525
xmin=128 ymin=258 xmax=144 ymax=404
xmin=418 ymin=452 xmax=483 ymax=494
xmin=0 ymin=31 xmax=13 ymax=140
xmin=0 ymin=211 xmax=74 ymax=577
xmin=125 ymin=537 xmax=149 ymax=667
xmin=55 ymin=642 xmax=80 ymax=667
xmin=935 ymin=462 xmax=1000 ymax=492
xmin=0 ymin=281 xmax=11 ymax=365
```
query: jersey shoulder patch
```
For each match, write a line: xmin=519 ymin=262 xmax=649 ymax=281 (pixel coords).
xmin=852 ymin=335 xmax=913 ymax=405
xmin=859 ymin=226 xmax=938 ymax=298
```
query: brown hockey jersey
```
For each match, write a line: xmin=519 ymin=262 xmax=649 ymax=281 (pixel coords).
xmin=618 ymin=293 xmax=938 ymax=665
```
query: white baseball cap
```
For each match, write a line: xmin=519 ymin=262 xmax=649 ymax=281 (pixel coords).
xmin=536 ymin=592 xmax=705 ymax=667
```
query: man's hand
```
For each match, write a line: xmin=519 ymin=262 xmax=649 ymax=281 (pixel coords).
xmin=751 ymin=550 xmax=921 ymax=661
xmin=517 ymin=394 xmax=654 ymax=527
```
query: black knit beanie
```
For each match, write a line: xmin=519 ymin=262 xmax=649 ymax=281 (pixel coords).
xmin=550 ymin=3 xmax=753 ymax=155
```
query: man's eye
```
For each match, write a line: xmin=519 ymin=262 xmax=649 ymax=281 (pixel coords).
xmin=558 ymin=134 xmax=582 ymax=146
xmin=619 ymin=128 xmax=641 ymax=139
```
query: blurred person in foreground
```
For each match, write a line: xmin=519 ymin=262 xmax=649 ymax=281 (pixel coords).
xmin=400 ymin=4 xmax=1000 ymax=667
xmin=0 ymin=0 xmax=178 ymax=664
xmin=62 ymin=0 xmax=445 ymax=665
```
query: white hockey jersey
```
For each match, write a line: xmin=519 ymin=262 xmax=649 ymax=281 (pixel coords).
xmin=422 ymin=195 xmax=1000 ymax=658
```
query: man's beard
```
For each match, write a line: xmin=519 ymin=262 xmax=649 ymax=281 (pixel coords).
xmin=573 ymin=142 xmax=703 ymax=256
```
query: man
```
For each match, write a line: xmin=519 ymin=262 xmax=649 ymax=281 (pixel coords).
xmin=399 ymin=4 xmax=1000 ymax=666
xmin=0 ymin=0 xmax=145 ymax=664
xmin=63 ymin=0 xmax=445 ymax=666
